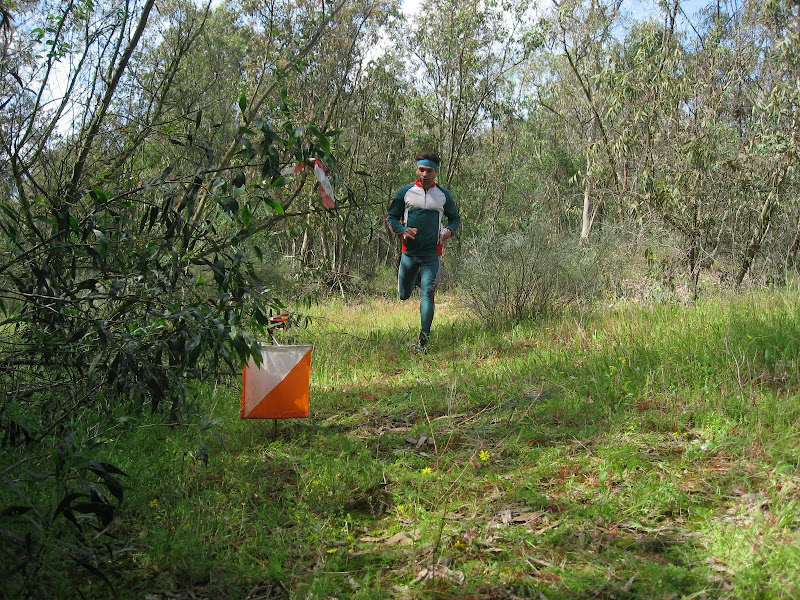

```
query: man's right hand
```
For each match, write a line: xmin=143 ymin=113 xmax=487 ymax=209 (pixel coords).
xmin=403 ymin=227 xmax=417 ymax=240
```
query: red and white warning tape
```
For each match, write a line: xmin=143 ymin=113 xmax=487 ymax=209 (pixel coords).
xmin=280 ymin=159 xmax=335 ymax=209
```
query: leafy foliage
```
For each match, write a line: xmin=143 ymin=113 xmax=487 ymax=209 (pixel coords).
xmin=458 ymin=225 xmax=601 ymax=325
xmin=0 ymin=108 xmax=341 ymax=595
xmin=0 ymin=109 xmax=338 ymax=436
xmin=1 ymin=431 xmax=128 ymax=597
xmin=1 ymin=1 xmax=346 ymax=593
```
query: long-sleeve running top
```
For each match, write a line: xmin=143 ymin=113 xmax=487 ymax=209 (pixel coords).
xmin=386 ymin=181 xmax=460 ymax=257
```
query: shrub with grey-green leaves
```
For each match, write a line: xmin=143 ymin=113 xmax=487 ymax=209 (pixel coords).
xmin=459 ymin=228 xmax=600 ymax=326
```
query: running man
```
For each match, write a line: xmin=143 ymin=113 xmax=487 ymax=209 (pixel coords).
xmin=386 ymin=152 xmax=461 ymax=353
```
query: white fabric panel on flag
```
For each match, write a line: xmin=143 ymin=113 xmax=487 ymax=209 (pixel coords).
xmin=242 ymin=345 xmax=312 ymax=416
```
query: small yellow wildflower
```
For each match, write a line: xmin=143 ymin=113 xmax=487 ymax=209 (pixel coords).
xmin=479 ymin=450 xmax=491 ymax=462
xmin=421 ymin=467 xmax=432 ymax=475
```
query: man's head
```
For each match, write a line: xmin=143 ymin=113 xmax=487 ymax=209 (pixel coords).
xmin=416 ymin=152 xmax=440 ymax=190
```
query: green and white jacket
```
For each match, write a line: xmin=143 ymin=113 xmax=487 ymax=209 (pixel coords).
xmin=386 ymin=181 xmax=460 ymax=257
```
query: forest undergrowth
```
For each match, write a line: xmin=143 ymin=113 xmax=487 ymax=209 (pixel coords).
xmin=15 ymin=288 xmax=800 ymax=599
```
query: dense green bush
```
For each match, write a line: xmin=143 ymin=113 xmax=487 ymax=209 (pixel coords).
xmin=0 ymin=104 xmax=339 ymax=596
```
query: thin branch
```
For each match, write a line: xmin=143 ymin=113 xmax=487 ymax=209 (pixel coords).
xmin=65 ymin=0 xmax=157 ymax=204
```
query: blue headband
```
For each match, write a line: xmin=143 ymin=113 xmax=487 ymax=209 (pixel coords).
xmin=417 ymin=159 xmax=439 ymax=171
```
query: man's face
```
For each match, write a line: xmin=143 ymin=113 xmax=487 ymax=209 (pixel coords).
xmin=416 ymin=165 xmax=437 ymax=189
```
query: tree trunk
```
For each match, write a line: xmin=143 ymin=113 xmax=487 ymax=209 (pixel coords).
xmin=736 ymin=192 xmax=776 ymax=287
xmin=786 ymin=213 xmax=800 ymax=273
xmin=581 ymin=156 xmax=592 ymax=242
xmin=736 ymin=163 xmax=788 ymax=286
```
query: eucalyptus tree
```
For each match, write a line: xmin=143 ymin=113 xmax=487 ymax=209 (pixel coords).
xmin=669 ymin=1 xmax=761 ymax=288
xmin=112 ymin=0 xmax=250 ymax=179
xmin=401 ymin=0 xmax=538 ymax=191
xmin=258 ymin=0 xmax=404 ymax=293
xmin=734 ymin=0 xmax=800 ymax=283
xmin=336 ymin=50 xmax=422 ymax=279
xmin=541 ymin=0 xmax=634 ymax=242
xmin=540 ymin=1 xmax=768 ymax=295
xmin=0 ymin=0 xmax=352 ymax=422
xmin=639 ymin=0 xmax=798 ymax=288
xmin=616 ymin=3 xmax=737 ymax=294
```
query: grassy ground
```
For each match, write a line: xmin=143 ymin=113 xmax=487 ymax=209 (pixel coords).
xmin=106 ymin=289 xmax=800 ymax=599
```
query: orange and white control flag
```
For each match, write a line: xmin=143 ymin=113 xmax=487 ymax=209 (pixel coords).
xmin=241 ymin=345 xmax=312 ymax=419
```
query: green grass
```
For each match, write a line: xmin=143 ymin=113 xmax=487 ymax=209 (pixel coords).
xmin=41 ymin=289 xmax=800 ymax=597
